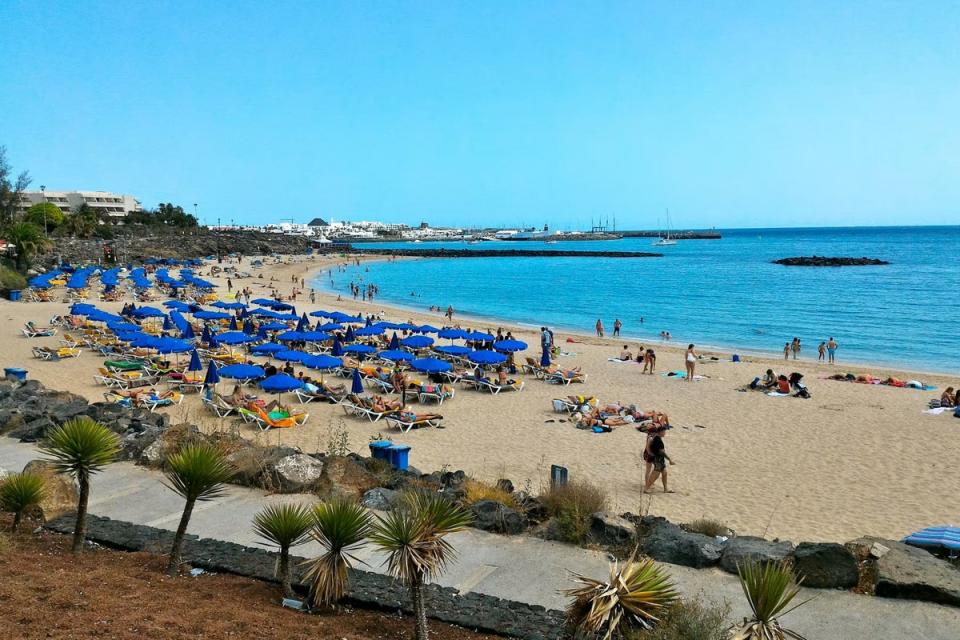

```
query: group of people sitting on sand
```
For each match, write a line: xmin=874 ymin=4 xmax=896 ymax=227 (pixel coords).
xmin=745 ymin=369 xmax=811 ymax=398
xmin=616 ymin=345 xmax=658 ymax=373
xmin=827 ymin=372 xmax=930 ymax=390
xmin=565 ymin=396 xmax=671 ymax=433
xmin=936 ymin=387 xmax=960 ymax=408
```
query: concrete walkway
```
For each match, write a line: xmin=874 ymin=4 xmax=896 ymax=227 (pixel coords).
xmin=2 ymin=440 xmax=957 ymax=639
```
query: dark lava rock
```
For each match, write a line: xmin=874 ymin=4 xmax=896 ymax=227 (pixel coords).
xmin=849 ymin=536 xmax=960 ymax=606
xmin=773 ymin=256 xmax=889 ymax=267
xmin=589 ymin=512 xmax=636 ymax=546
xmin=641 ymin=519 xmax=723 ymax=568
xmin=470 ymin=500 xmax=527 ymax=535
xmin=793 ymin=542 xmax=859 ymax=589
xmin=362 ymin=487 xmax=400 ymax=511
xmin=719 ymin=536 xmax=795 ymax=574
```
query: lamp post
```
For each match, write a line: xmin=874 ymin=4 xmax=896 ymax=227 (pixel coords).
xmin=40 ymin=185 xmax=47 ymax=237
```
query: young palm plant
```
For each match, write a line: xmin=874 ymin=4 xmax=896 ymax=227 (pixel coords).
xmin=302 ymin=498 xmax=372 ymax=608
xmin=368 ymin=492 xmax=472 ymax=640
xmin=729 ymin=560 xmax=811 ymax=640
xmin=40 ymin=417 xmax=120 ymax=553
xmin=0 ymin=472 xmax=46 ymax=532
xmin=565 ymin=551 xmax=679 ymax=639
xmin=163 ymin=443 xmax=234 ymax=576
xmin=252 ymin=502 xmax=314 ymax=598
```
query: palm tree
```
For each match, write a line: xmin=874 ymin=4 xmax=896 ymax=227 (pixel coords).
xmin=0 ymin=472 xmax=46 ymax=532
xmin=40 ymin=417 xmax=120 ymax=553
xmin=302 ymin=498 xmax=372 ymax=608
xmin=163 ymin=443 xmax=234 ymax=576
xmin=252 ymin=503 xmax=314 ymax=598
xmin=730 ymin=560 xmax=811 ymax=640
xmin=565 ymin=551 xmax=678 ymax=639
xmin=3 ymin=221 xmax=50 ymax=271
xmin=368 ymin=492 xmax=472 ymax=640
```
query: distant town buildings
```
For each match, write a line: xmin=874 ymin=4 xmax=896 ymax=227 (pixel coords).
xmin=18 ymin=190 xmax=141 ymax=219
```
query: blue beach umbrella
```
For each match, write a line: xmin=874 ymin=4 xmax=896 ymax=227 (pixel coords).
xmin=351 ymin=368 xmax=365 ymax=394
xmin=201 ymin=325 xmax=212 ymax=344
xmin=276 ymin=349 xmax=309 ymax=362
xmin=411 ymin=358 xmax=452 ymax=374
xmin=162 ymin=315 xmax=174 ymax=331
xmin=203 ymin=360 xmax=221 ymax=386
xmin=277 ymin=331 xmax=308 ymax=342
xmin=309 ymin=310 xmax=334 ymax=318
xmin=331 ymin=337 xmax=344 ymax=357
xmin=252 ymin=298 xmax=275 ymax=306
xmin=181 ymin=323 xmax=196 ymax=340
xmin=541 ymin=347 xmax=551 ymax=367
xmin=394 ymin=323 xmax=419 ymax=332
xmin=242 ymin=319 xmax=255 ymax=334
xmin=229 ymin=316 xmax=238 ymax=331
xmin=415 ymin=324 xmax=441 ymax=334
xmin=250 ymin=342 xmax=286 ymax=355
xmin=216 ymin=331 xmax=255 ymax=345
xmin=466 ymin=331 xmax=495 ymax=343
xmin=219 ymin=363 xmax=265 ymax=380
xmin=343 ymin=344 xmax=377 ymax=355
xmin=379 ymin=350 xmax=413 ymax=363
xmin=303 ymin=354 xmax=342 ymax=371
xmin=107 ymin=321 xmax=140 ymax=333
xmin=468 ymin=350 xmax=507 ymax=365
xmin=316 ymin=322 xmax=343 ymax=332
xmin=493 ymin=340 xmax=528 ymax=353
xmin=438 ymin=328 xmax=471 ymax=340
xmin=260 ymin=373 xmax=303 ymax=394
xmin=164 ymin=300 xmax=192 ymax=311
xmin=194 ymin=310 xmax=231 ymax=320
xmin=152 ymin=338 xmax=193 ymax=354
xmin=208 ymin=332 xmax=220 ymax=349
xmin=434 ymin=344 xmax=471 ymax=356
xmin=187 ymin=349 xmax=203 ymax=372
xmin=296 ymin=314 xmax=308 ymax=332
xmin=401 ymin=335 xmax=434 ymax=349
xmin=354 ymin=326 xmax=384 ymax=337
xmin=344 ymin=326 xmax=356 ymax=342
xmin=389 ymin=333 xmax=400 ymax=350
xmin=259 ymin=321 xmax=289 ymax=331
xmin=132 ymin=306 xmax=166 ymax=318
xmin=903 ymin=526 xmax=960 ymax=552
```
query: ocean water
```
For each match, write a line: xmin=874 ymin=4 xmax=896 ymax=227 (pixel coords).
xmin=313 ymin=226 xmax=960 ymax=374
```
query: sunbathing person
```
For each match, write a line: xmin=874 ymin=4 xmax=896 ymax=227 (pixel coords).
xmin=619 ymin=345 xmax=633 ymax=361
xmin=495 ymin=366 xmax=519 ymax=386
xmin=941 ymin=387 xmax=956 ymax=408
xmin=370 ymin=395 xmax=402 ymax=412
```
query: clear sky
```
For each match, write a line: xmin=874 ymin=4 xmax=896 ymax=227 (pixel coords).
xmin=2 ymin=1 xmax=958 ymax=229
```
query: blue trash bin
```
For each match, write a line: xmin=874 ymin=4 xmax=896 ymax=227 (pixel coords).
xmin=4 ymin=367 xmax=27 ymax=381
xmin=7 ymin=290 xmax=22 ymax=301
xmin=731 ymin=354 xmax=740 ymax=363
xmin=368 ymin=440 xmax=393 ymax=462
xmin=387 ymin=444 xmax=411 ymax=471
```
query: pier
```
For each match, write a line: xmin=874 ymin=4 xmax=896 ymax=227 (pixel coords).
xmin=317 ymin=246 xmax=663 ymax=258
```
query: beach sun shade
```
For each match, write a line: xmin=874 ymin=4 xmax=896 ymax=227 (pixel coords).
xmin=216 ymin=331 xmax=255 ymax=345
xmin=277 ymin=331 xmax=309 ymax=342
xmin=188 ymin=349 xmax=203 ymax=372
xmin=275 ymin=349 xmax=310 ymax=362
xmin=309 ymin=310 xmax=334 ymax=318
xmin=229 ymin=317 xmax=238 ymax=331
xmin=330 ymin=312 xmax=363 ymax=324
xmin=394 ymin=323 xmax=419 ymax=331
xmin=242 ymin=319 xmax=255 ymax=334
xmin=415 ymin=324 xmax=441 ymax=334
xmin=493 ymin=339 xmax=528 ymax=353
xmin=303 ymin=354 xmax=342 ymax=370
xmin=401 ymin=335 xmax=434 ymax=349
xmin=379 ymin=350 xmax=413 ymax=363
xmin=107 ymin=321 xmax=140 ymax=333
xmin=193 ymin=310 xmax=232 ymax=320
xmin=342 ymin=344 xmax=377 ymax=355
xmin=903 ymin=526 xmax=960 ymax=552
xmin=300 ymin=331 xmax=331 ymax=342
xmin=218 ymin=363 xmax=265 ymax=380
xmin=251 ymin=298 xmax=275 ymax=306
xmin=541 ymin=347 xmax=551 ymax=367
xmin=466 ymin=331 xmax=495 ymax=343
xmin=260 ymin=373 xmax=303 ymax=393
xmin=468 ymin=350 xmax=507 ymax=365
xmin=315 ymin=322 xmax=343 ymax=332
xmin=251 ymin=342 xmax=286 ymax=355
xmin=259 ymin=321 xmax=289 ymax=331
xmin=351 ymin=368 xmax=364 ymax=394
xmin=163 ymin=300 xmax=192 ymax=311
xmin=131 ymin=306 xmax=166 ymax=318
xmin=388 ymin=333 xmax=400 ymax=350
xmin=344 ymin=327 xmax=356 ymax=342
xmin=438 ymin=328 xmax=471 ymax=340
xmin=433 ymin=344 xmax=471 ymax=356
xmin=201 ymin=325 xmax=212 ymax=344
xmin=163 ymin=315 xmax=174 ymax=331
xmin=354 ymin=326 xmax=385 ymax=337
xmin=181 ymin=323 xmax=196 ymax=340
xmin=203 ymin=360 xmax=221 ymax=386
xmin=152 ymin=338 xmax=193 ymax=354
xmin=296 ymin=315 xmax=308 ymax=332
xmin=411 ymin=358 xmax=452 ymax=374
xmin=331 ymin=337 xmax=343 ymax=357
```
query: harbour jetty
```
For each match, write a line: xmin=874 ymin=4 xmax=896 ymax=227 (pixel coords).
xmin=773 ymin=256 xmax=890 ymax=266
xmin=324 ymin=247 xmax=663 ymax=258
xmin=619 ymin=229 xmax=722 ymax=239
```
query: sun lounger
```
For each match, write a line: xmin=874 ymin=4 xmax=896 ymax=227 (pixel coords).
xmin=202 ymin=395 xmax=238 ymax=417
xmin=340 ymin=395 xmax=399 ymax=422
xmin=545 ymin=370 xmax=587 ymax=385
xmin=32 ymin=346 xmax=81 ymax=361
xmin=385 ymin=411 xmax=444 ymax=433
xmin=22 ymin=322 xmax=57 ymax=338
xmin=249 ymin=404 xmax=309 ymax=431
xmin=418 ymin=383 xmax=455 ymax=405
xmin=477 ymin=378 xmax=524 ymax=394
xmin=295 ymin=386 xmax=346 ymax=404
xmin=138 ymin=391 xmax=184 ymax=411
xmin=366 ymin=376 xmax=395 ymax=393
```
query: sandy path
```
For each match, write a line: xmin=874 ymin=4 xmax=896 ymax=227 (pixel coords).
xmin=3 ymin=252 xmax=958 ymax=543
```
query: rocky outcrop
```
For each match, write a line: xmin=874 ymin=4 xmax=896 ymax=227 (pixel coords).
xmin=773 ymin=256 xmax=889 ymax=266
xmin=21 ymin=459 xmax=79 ymax=521
xmin=264 ymin=453 xmax=324 ymax=493
xmin=639 ymin=517 xmax=723 ymax=568
xmin=471 ymin=500 xmax=528 ymax=535
xmin=361 ymin=487 xmax=400 ymax=511
xmin=589 ymin=512 xmax=636 ymax=546
xmin=850 ymin=537 xmax=960 ymax=606
xmin=719 ymin=536 xmax=795 ymax=574
xmin=793 ymin=542 xmax=859 ymax=588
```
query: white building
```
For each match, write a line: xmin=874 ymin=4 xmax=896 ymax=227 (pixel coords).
xmin=18 ymin=190 xmax=141 ymax=219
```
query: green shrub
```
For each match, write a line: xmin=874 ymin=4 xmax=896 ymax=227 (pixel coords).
xmin=632 ymin=598 xmax=731 ymax=640
xmin=0 ymin=264 xmax=26 ymax=292
xmin=540 ymin=480 xmax=607 ymax=544
xmin=26 ymin=202 xmax=64 ymax=229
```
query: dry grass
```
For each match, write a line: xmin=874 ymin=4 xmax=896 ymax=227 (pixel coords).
xmin=540 ymin=480 xmax=608 ymax=544
xmin=463 ymin=478 xmax=518 ymax=509
xmin=684 ymin=519 xmax=731 ymax=538
xmin=630 ymin=598 xmax=731 ymax=640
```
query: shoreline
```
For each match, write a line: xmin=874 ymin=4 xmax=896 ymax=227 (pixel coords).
xmin=310 ymin=256 xmax=957 ymax=380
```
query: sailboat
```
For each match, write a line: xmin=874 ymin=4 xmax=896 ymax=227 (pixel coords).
xmin=652 ymin=210 xmax=677 ymax=246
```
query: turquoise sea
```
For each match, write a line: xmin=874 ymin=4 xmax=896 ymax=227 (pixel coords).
xmin=313 ymin=226 xmax=960 ymax=374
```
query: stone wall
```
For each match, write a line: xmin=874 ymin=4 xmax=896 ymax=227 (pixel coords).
xmin=45 ymin=514 xmax=566 ymax=640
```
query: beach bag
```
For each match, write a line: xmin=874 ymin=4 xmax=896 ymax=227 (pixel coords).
xmin=955 ymin=406 xmax=960 ymax=418
xmin=749 ymin=377 xmax=760 ymax=390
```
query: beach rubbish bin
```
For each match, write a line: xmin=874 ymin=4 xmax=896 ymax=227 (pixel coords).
xmin=4 ymin=367 xmax=27 ymax=381
xmin=7 ymin=290 xmax=22 ymax=301
xmin=368 ymin=440 xmax=393 ymax=462
xmin=550 ymin=464 xmax=568 ymax=487
xmin=732 ymin=354 xmax=740 ymax=362
xmin=387 ymin=444 xmax=411 ymax=471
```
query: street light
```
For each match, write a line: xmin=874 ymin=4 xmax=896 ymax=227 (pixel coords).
xmin=40 ymin=184 xmax=47 ymax=237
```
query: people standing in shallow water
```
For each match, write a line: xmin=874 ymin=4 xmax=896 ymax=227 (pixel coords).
xmin=613 ymin=318 xmax=622 ymax=337
xmin=827 ymin=337 xmax=839 ymax=363
xmin=818 ymin=341 xmax=826 ymax=361
xmin=595 ymin=319 xmax=604 ymax=337
xmin=783 ymin=342 xmax=790 ymax=360
xmin=791 ymin=337 xmax=801 ymax=360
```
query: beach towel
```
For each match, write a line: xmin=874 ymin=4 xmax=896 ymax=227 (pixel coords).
xmin=664 ymin=371 xmax=686 ymax=378
xmin=607 ymin=358 xmax=634 ymax=363
xmin=923 ymin=407 xmax=949 ymax=415
xmin=766 ymin=391 xmax=790 ymax=397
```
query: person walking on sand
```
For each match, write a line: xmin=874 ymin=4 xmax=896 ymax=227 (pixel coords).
xmin=446 ymin=305 xmax=454 ymax=321
xmin=644 ymin=434 xmax=674 ymax=493
xmin=827 ymin=337 xmax=839 ymax=363
xmin=684 ymin=344 xmax=697 ymax=381
xmin=783 ymin=342 xmax=790 ymax=360
xmin=613 ymin=318 xmax=622 ymax=337
xmin=818 ymin=341 xmax=826 ymax=361
xmin=596 ymin=319 xmax=604 ymax=337
xmin=642 ymin=348 xmax=656 ymax=374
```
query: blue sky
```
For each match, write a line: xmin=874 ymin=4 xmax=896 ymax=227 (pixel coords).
xmin=2 ymin=1 xmax=958 ymax=229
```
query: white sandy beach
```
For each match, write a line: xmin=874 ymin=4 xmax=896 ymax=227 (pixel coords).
xmin=3 ymin=253 xmax=958 ymax=544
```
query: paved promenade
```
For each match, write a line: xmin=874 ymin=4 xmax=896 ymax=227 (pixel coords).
xmin=1 ymin=440 xmax=956 ymax=639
